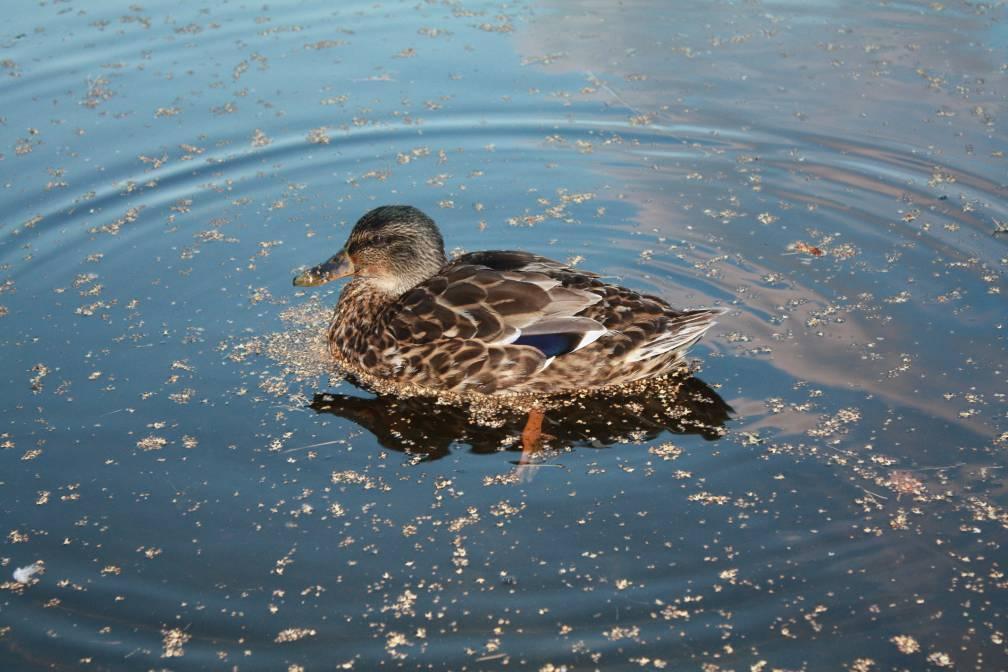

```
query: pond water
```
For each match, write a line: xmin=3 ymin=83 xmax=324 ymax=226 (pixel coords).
xmin=2 ymin=1 xmax=1006 ymax=670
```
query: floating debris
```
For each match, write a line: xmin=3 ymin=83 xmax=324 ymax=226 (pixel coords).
xmin=251 ymin=128 xmax=271 ymax=147
xmin=29 ymin=363 xmax=48 ymax=393
xmin=306 ymin=126 xmax=330 ymax=144
xmin=274 ymin=628 xmax=317 ymax=643
xmin=13 ymin=562 xmax=43 ymax=584
xmin=161 ymin=628 xmax=190 ymax=658
xmin=788 ymin=241 xmax=824 ymax=256
xmin=136 ymin=435 xmax=167 ymax=451
xmin=891 ymin=634 xmax=920 ymax=654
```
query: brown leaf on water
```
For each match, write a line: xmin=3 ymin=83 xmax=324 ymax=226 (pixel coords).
xmin=789 ymin=241 xmax=824 ymax=256
xmin=887 ymin=470 xmax=925 ymax=497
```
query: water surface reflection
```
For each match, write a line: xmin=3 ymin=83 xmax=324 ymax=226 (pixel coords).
xmin=310 ymin=374 xmax=733 ymax=459
xmin=1 ymin=0 xmax=1006 ymax=669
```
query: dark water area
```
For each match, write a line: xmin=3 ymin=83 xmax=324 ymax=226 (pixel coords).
xmin=1 ymin=1 xmax=1006 ymax=670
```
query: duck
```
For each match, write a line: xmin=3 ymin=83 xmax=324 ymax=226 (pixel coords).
xmin=293 ymin=205 xmax=724 ymax=458
xmin=293 ymin=205 xmax=723 ymax=399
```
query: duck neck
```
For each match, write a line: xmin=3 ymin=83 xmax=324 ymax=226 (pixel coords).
xmin=329 ymin=278 xmax=397 ymax=362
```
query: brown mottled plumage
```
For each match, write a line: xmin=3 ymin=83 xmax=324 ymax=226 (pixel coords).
xmin=293 ymin=205 xmax=723 ymax=397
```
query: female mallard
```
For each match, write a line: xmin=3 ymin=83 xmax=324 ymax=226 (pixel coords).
xmin=293 ymin=205 xmax=723 ymax=400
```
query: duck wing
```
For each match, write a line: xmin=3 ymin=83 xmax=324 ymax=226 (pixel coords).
xmin=381 ymin=252 xmax=607 ymax=371
xmin=452 ymin=250 xmax=599 ymax=278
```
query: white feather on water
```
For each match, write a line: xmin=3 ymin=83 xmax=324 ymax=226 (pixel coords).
xmin=13 ymin=562 xmax=42 ymax=584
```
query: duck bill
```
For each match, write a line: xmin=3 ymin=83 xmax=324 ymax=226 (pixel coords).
xmin=293 ymin=250 xmax=355 ymax=287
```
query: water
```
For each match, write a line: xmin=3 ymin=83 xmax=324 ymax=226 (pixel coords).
xmin=1 ymin=1 xmax=1005 ymax=669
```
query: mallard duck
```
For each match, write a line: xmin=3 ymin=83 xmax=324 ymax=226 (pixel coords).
xmin=293 ymin=205 xmax=723 ymax=399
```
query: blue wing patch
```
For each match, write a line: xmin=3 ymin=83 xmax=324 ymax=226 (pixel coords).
xmin=512 ymin=332 xmax=584 ymax=358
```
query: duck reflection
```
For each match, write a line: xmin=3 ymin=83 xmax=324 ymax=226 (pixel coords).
xmin=309 ymin=375 xmax=732 ymax=461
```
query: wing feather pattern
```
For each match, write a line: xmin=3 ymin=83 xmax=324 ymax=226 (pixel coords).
xmin=364 ymin=250 xmax=720 ymax=393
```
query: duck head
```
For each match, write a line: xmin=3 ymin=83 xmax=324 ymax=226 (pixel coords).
xmin=293 ymin=205 xmax=447 ymax=297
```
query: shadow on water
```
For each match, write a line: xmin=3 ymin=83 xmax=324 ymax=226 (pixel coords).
xmin=308 ymin=374 xmax=733 ymax=460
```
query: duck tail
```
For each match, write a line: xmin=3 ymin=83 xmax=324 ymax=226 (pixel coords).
xmin=624 ymin=308 xmax=723 ymax=363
